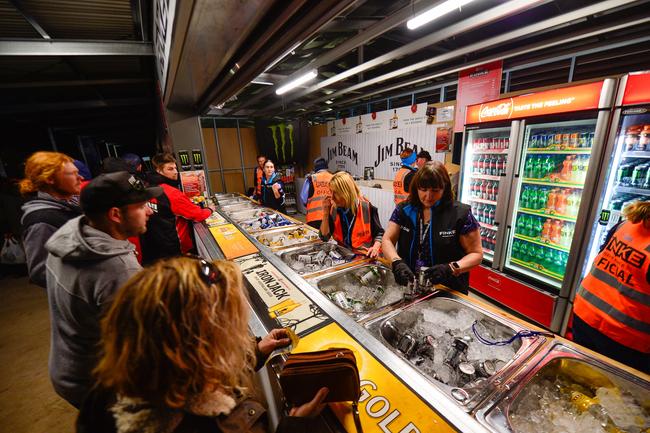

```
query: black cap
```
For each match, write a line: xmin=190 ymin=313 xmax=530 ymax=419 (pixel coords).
xmin=417 ymin=150 xmax=432 ymax=160
xmin=81 ymin=171 xmax=162 ymax=213
xmin=313 ymin=157 xmax=328 ymax=171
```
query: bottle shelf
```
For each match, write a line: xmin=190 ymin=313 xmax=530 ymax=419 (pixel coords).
xmin=526 ymin=148 xmax=592 ymax=154
xmin=471 ymin=173 xmax=503 ymax=181
xmin=470 ymin=197 xmax=497 ymax=205
xmin=518 ymin=208 xmax=577 ymax=223
xmin=471 ymin=149 xmax=510 ymax=154
xmin=483 ymin=248 xmax=495 ymax=255
xmin=522 ymin=178 xmax=584 ymax=189
xmin=510 ymin=257 xmax=564 ymax=281
xmin=513 ymin=234 xmax=570 ymax=253
xmin=615 ymin=185 xmax=650 ymax=196
xmin=621 ymin=151 xmax=650 ymax=158
xmin=481 ymin=222 xmax=499 ymax=231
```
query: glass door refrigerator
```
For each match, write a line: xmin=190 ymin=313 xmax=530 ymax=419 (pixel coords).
xmin=564 ymin=71 xmax=650 ymax=334
xmin=464 ymin=79 xmax=617 ymax=331
xmin=458 ymin=122 xmax=520 ymax=265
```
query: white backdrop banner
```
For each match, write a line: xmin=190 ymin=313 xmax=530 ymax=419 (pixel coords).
xmin=320 ymin=125 xmax=444 ymax=180
xmin=326 ymin=103 xmax=429 ymax=135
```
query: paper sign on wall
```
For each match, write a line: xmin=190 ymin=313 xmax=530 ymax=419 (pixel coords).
xmin=454 ymin=60 xmax=503 ymax=132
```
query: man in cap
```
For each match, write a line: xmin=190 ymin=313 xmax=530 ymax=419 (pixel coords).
xmin=416 ymin=150 xmax=432 ymax=168
xmin=300 ymin=157 xmax=332 ymax=229
xmin=393 ymin=147 xmax=418 ymax=205
xmin=44 ymin=171 xmax=161 ymax=407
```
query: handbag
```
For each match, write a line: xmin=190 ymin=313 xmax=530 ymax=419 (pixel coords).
xmin=279 ymin=348 xmax=363 ymax=432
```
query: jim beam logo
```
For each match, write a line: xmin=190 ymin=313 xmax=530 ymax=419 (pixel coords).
xmin=478 ymin=98 xmax=514 ymax=121
xmin=178 ymin=151 xmax=192 ymax=170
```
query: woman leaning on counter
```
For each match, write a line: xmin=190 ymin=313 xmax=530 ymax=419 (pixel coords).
xmin=319 ymin=171 xmax=384 ymax=258
xmin=382 ymin=161 xmax=483 ymax=294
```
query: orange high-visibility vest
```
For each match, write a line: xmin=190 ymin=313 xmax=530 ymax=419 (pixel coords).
xmin=254 ymin=167 xmax=263 ymax=197
xmin=332 ymin=197 xmax=373 ymax=252
xmin=306 ymin=171 xmax=333 ymax=224
xmin=573 ymin=221 xmax=650 ymax=353
xmin=393 ymin=166 xmax=415 ymax=205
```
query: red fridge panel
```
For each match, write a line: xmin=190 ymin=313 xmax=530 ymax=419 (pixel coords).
xmin=470 ymin=265 xmax=556 ymax=328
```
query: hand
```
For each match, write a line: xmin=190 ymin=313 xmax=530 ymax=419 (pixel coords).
xmin=323 ymin=196 xmax=333 ymax=213
xmin=365 ymin=241 xmax=381 ymax=258
xmin=424 ymin=264 xmax=453 ymax=284
xmin=272 ymin=183 xmax=281 ymax=192
xmin=392 ymin=259 xmax=415 ymax=286
xmin=257 ymin=329 xmax=291 ymax=356
xmin=289 ymin=387 xmax=329 ymax=417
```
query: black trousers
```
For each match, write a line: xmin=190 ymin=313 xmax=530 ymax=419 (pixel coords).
xmin=572 ymin=315 xmax=649 ymax=374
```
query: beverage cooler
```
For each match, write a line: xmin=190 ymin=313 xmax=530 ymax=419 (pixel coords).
xmin=459 ymin=79 xmax=617 ymax=332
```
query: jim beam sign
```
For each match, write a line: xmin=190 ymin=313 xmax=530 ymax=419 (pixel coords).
xmin=235 ymin=254 xmax=331 ymax=336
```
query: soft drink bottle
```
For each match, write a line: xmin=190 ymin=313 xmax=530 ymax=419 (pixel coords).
xmin=546 ymin=188 xmax=557 ymax=212
xmin=525 ymin=157 xmax=534 ymax=178
xmin=551 ymin=220 xmax=563 ymax=244
xmin=566 ymin=191 xmax=575 ymax=217
xmin=537 ymin=188 xmax=548 ymax=210
xmin=544 ymin=247 xmax=555 ymax=271
xmin=519 ymin=242 xmax=529 ymax=263
xmin=504 ymin=137 xmax=510 ymax=149
xmin=524 ymin=215 xmax=534 ymax=237
xmin=521 ymin=187 xmax=529 ymax=208
xmin=486 ymin=181 xmax=493 ymax=201
xmin=482 ymin=180 xmax=490 ymax=199
xmin=560 ymin=222 xmax=573 ymax=248
xmin=488 ymin=207 xmax=495 ymax=225
xmin=533 ymin=156 xmax=543 ymax=179
xmin=529 ymin=187 xmax=539 ymax=210
xmin=581 ymin=156 xmax=589 ymax=183
xmin=516 ymin=214 xmax=526 ymax=235
xmin=556 ymin=189 xmax=567 ymax=215
xmin=534 ymin=217 xmax=544 ymax=239
xmin=493 ymin=181 xmax=499 ymax=200
xmin=472 ymin=155 xmax=479 ymax=173
xmin=541 ymin=218 xmax=552 ymax=241
xmin=512 ymin=240 xmax=520 ymax=259
xmin=560 ymin=156 xmax=573 ymax=181
xmin=535 ymin=245 xmax=546 ymax=265
xmin=560 ymin=252 xmax=569 ymax=275
xmin=571 ymin=155 xmax=580 ymax=183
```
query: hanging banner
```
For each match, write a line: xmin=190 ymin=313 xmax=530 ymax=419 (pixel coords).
xmin=326 ymin=103 xmax=430 ymax=136
xmin=320 ymin=125 xmax=445 ymax=180
xmin=454 ymin=60 xmax=503 ymax=132
xmin=179 ymin=170 xmax=207 ymax=198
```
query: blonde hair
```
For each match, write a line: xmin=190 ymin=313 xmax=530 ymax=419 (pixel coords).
xmin=94 ymin=257 xmax=256 ymax=408
xmin=623 ymin=201 xmax=650 ymax=224
xmin=329 ymin=171 xmax=361 ymax=215
xmin=19 ymin=151 xmax=73 ymax=196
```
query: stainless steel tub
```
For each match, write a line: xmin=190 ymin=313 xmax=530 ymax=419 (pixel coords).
xmin=220 ymin=201 xmax=258 ymax=214
xmin=255 ymin=225 xmax=321 ymax=251
xmin=278 ymin=243 xmax=360 ymax=278
xmin=475 ymin=341 xmax=650 ymax=433
xmin=310 ymin=264 xmax=409 ymax=321
xmin=233 ymin=209 xmax=295 ymax=232
xmin=364 ymin=291 xmax=549 ymax=412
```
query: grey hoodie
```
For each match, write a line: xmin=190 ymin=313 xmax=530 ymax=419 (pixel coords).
xmin=45 ymin=215 xmax=141 ymax=408
xmin=21 ymin=191 xmax=81 ymax=287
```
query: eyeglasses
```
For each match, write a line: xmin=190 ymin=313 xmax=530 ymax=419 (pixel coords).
xmin=186 ymin=254 xmax=220 ymax=286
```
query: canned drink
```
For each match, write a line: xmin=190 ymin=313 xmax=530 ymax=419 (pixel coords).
xmin=397 ymin=333 xmax=419 ymax=357
xmin=546 ymin=134 xmax=555 ymax=148
xmin=588 ymin=132 xmax=595 ymax=148
xmin=359 ymin=267 xmax=381 ymax=286
xmin=457 ymin=362 xmax=476 ymax=384
xmin=418 ymin=267 xmax=430 ymax=287
xmin=569 ymin=133 xmax=579 ymax=147
xmin=445 ymin=338 xmax=469 ymax=368
xmin=329 ymin=250 xmax=343 ymax=260
xmin=530 ymin=135 xmax=539 ymax=148
xmin=538 ymin=134 xmax=547 ymax=149
xmin=330 ymin=291 xmax=352 ymax=309
xmin=554 ymin=133 xmax=563 ymax=146
xmin=562 ymin=133 xmax=570 ymax=147
xmin=579 ymin=132 xmax=588 ymax=148
xmin=380 ymin=320 xmax=400 ymax=346
xmin=297 ymin=254 xmax=312 ymax=264
xmin=472 ymin=359 xmax=497 ymax=377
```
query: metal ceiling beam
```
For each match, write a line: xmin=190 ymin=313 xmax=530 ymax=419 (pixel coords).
xmin=0 ymin=78 xmax=152 ymax=89
xmin=0 ymin=40 xmax=154 ymax=56
xmin=250 ymin=0 xmax=548 ymax=115
xmin=292 ymin=14 xmax=650 ymax=118
xmin=228 ymin=0 xmax=449 ymax=114
xmin=8 ymin=0 xmax=51 ymax=39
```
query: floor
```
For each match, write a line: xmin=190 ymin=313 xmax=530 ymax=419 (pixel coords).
xmin=0 ymin=272 xmax=76 ymax=433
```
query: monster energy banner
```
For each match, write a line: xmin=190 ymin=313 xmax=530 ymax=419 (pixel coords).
xmin=255 ymin=119 xmax=309 ymax=164
xmin=320 ymin=125 xmax=445 ymax=180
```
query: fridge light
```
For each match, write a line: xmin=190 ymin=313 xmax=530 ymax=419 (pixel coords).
xmin=276 ymin=70 xmax=318 ymax=95
xmin=407 ymin=0 xmax=475 ymax=30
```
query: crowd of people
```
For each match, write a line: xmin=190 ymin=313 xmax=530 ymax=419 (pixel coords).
xmin=4 ymin=145 xmax=646 ymax=431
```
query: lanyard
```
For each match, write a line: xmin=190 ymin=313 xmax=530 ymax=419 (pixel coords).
xmin=417 ymin=209 xmax=432 ymax=265
xmin=341 ymin=208 xmax=357 ymax=248
xmin=419 ymin=210 xmax=430 ymax=248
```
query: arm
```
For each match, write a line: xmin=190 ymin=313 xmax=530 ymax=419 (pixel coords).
xmin=319 ymin=196 xmax=335 ymax=240
xmin=23 ymin=223 xmax=57 ymax=288
xmin=272 ymin=181 xmax=283 ymax=199
xmin=366 ymin=205 xmax=384 ymax=258
xmin=381 ymin=221 xmax=402 ymax=262
xmin=455 ymin=229 xmax=484 ymax=274
xmin=299 ymin=177 xmax=311 ymax=206
xmin=167 ymin=187 xmax=212 ymax=222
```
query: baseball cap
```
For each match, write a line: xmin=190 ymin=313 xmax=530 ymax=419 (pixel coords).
xmin=314 ymin=157 xmax=328 ymax=171
xmin=81 ymin=171 xmax=162 ymax=213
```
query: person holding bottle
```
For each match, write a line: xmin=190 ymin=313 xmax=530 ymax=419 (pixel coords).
xmin=382 ymin=161 xmax=483 ymax=294
xmin=320 ymin=171 xmax=383 ymax=258
xmin=572 ymin=201 xmax=650 ymax=374
xmin=259 ymin=159 xmax=286 ymax=212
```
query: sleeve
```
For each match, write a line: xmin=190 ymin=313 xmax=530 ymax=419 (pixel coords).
xmin=23 ymin=222 xmax=56 ymax=288
xmin=389 ymin=206 xmax=402 ymax=225
xmin=299 ymin=176 xmax=311 ymax=206
xmin=319 ymin=214 xmax=334 ymax=241
xmin=167 ymin=187 xmax=212 ymax=222
xmin=459 ymin=207 xmax=480 ymax=235
xmin=96 ymin=257 xmax=141 ymax=308
xmin=370 ymin=205 xmax=385 ymax=242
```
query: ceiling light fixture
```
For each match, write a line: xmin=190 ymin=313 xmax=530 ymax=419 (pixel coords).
xmin=251 ymin=79 xmax=274 ymax=86
xmin=276 ymin=70 xmax=318 ymax=95
xmin=407 ymin=0 xmax=475 ymax=30
xmin=325 ymin=100 xmax=333 ymax=104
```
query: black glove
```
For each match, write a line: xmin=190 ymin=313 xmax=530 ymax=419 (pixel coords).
xmin=424 ymin=264 xmax=454 ymax=284
xmin=392 ymin=259 xmax=415 ymax=286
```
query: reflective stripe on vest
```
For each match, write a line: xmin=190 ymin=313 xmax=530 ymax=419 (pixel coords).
xmin=332 ymin=198 xmax=373 ymax=252
xmin=393 ymin=167 xmax=412 ymax=205
xmin=306 ymin=171 xmax=333 ymax=223
xmin=255 ymin=167 xmax=263 ymax=196
xmin=573 ymin=221 xmax=650 ymax=353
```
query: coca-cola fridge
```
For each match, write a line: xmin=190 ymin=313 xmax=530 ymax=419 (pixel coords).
xmin=461 ymin=79 xmax=617 ymax=332
xmin=565 ymin=71 xmax=650 ymax=333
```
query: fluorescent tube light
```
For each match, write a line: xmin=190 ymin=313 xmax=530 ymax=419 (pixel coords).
xmin=325 ymin=100 xmax=333 ymax=105
xmin=407 ymin=0 xmax=475 ymax=30
xmin=276 ymin=70 xmax=318 ymax=95
xmin=251 ymin=79 xmax=274 ymax=86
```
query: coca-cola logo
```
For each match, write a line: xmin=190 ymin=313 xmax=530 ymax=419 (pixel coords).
xmin=478 ymin=99 xmax=514 ymax=121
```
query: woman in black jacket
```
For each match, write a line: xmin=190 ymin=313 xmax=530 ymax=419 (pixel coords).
xmin=77 ymin=256 xmax=328 ymax=433
xmin=259 ymin=159 xmax=286 ymax=212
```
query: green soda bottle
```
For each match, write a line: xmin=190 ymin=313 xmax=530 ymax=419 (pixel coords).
xmin=519 ymin=242 xmax=529 ymax=263
xmin=512 ymin=240 xmax=520 ymax=260
xmin=521 ymin=187 xmax=530 ymax=208
xmin=535 ymin=245 xmax=546 ymax=268
xmin=524 ymin=215 xmax=534 ymax=237
xmin=534 ymin=217 xmax=544 ymax=238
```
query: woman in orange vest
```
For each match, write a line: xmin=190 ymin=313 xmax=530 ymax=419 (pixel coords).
xmin=393 ymin=148 xmax=418 ymax=205
xmin=572 ymin=201 xmax=650 ymax=373
xmin=320 ymin=171 xmax=383 ymax=258
xmin=301 ymin=157 xmax=332 ymax=229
